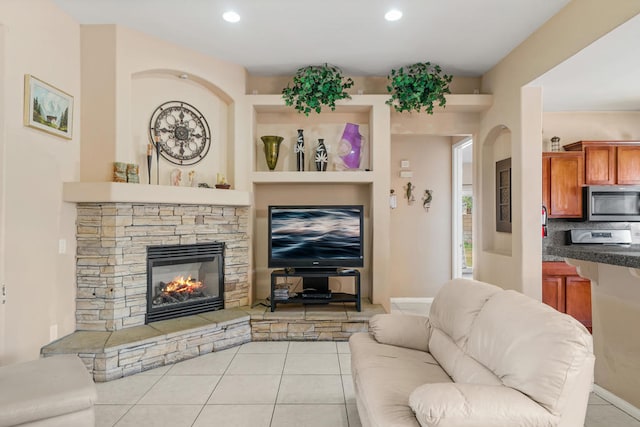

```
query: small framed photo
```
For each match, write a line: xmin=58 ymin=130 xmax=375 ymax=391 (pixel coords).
xmin=24 ymin=74 xmax=73 ymax=139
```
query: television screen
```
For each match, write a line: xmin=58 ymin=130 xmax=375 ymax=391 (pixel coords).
xmin=268 ymin=205 xmax=364 ymax=269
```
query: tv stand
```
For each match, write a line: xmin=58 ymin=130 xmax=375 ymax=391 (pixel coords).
xmin=270 ymin=268 xmax=361 ymax=312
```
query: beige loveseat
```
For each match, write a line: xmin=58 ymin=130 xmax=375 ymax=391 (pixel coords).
xmin=349 ymin=278 xmax=594 ymax=427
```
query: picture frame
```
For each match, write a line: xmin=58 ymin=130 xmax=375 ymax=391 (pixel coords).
xmin=23 ymin=74 xmax=73 ymax=139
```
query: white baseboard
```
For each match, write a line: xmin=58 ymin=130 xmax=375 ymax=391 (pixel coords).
xmin=593 ymin=384 xmax=640 ymax=421
xmin=390 ymin=297 xmax=434 ymax=304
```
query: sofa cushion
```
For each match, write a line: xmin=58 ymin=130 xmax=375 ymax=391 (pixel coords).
xmin=409 ymin=383 xmax=557 ymax=427
xmin=369 ymin=313 xmax=431 ymax=352
xmin=0 ymin=355 xmax=96 ymax=427
xmin=466 ymin=290 xmax=593 ymax=415
xmin=429 ymin=328 xmax=501 ymax=386
xmin=429 ymin=279 xmax=500 ymax=348
xmin=350 ymin=332 xmax=452 ymax=427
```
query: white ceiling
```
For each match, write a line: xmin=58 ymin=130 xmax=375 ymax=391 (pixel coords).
xmin=52 ymin=0 xmax=639 ymax=112
xmin=536 ymin=13 xmax=640 ymax=112
xmin=52 ymin=0 xmax=570 ymax=77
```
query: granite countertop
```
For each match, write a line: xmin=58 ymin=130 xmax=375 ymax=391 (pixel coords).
xmin=545 ymin=244 xmax=640 ymax=269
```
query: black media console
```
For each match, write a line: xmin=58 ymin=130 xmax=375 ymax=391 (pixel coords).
xmin=270 ymin=268 xmax=361 ymax=312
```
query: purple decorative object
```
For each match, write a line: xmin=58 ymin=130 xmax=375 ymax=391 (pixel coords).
xmin=338 ymin=123 xmax=362 ymax=169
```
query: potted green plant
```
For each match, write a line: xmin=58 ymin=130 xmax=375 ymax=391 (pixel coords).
xmin=282 ymin=64 xmax=354 ymax=115
xmin=386 ymin=62 xmax=453 ymax=114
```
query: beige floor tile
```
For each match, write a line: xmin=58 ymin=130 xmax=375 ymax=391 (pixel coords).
xmin=237 ymin=341 xmax=290 ymax=354
xmin=347 ymin=404 xmax=362 ymax=427
xmin=288 ymin=341 xmax=337 ymax=354
xmin=95 ymin=405 xmax=131 ymax=427
xmin=137 ymin=364 xmax=172 ymax=376
xmin=114 ymin=404 xmax=201 ymax=427
xmin=208 ymin=374 xmax=281 ymax=404
xmin=342 ymin=375 xmax=356 ymax=405
xmin=95 ymin=375 xmax=161 ymax=405
xmin=585 ymin=404 xmax=640 ymax=427
xmin=339 ymin=353 xmax=351 ymax=375
xmin=277 ymin=375 xmax=344 ymax=404
xmin=337 ymin=341 xmax=351 ymax=354
xmin=137 ymin=375 xmax=220 ymax=405
xmin=271 ymin=404 xmax=348 ymax=427
xmin=226 ymin=353 xmax=286 ymax=375
xmin=166 ymin=348 xmax=236 ymax=375
xmin=284 ymin=353 xmax=340 ymax=375
xmin=193 ymin=404 xmax=273 ymax=427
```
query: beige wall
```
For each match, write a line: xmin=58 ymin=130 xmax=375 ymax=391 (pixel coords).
xmin=390 ymin=135 xmax=453 ymax=296
xmin=79 ymin=25 xmax=248 ymax=188
xmin=543 ymin=111 xmax=640 ymax=149
xmin=131 ymin=74 xmax=229 ymax=186
xmin=0 ymin=0 xmax=81 ymax=364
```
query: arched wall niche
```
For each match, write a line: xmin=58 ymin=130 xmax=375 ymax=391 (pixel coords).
xmin=130 ymin=69 xmax=233 ymax=187
xmin=481 ymin=124 xmax=513 ymax=255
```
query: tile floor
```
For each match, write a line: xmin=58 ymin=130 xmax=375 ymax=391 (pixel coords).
xmin=94 ymin=301 xmax=640 ymax=427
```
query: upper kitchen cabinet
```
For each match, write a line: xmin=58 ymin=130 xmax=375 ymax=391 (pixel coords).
xmin=564 ymin=141 xmax=640 ymax=185
xmin=542 ymin=152 xmax=584 ymax=218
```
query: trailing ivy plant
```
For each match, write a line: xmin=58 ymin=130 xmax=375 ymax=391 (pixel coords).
xmin=386 ymin=62 xmax=453 ymax=114
xmin=282 ymin=64 xmax=354 ymax=115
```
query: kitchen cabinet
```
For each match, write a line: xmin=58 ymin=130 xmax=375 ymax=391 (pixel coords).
xmin=564 ymin=141 xmax=640 ymax=185
xmin=542 ymin=261 xmax=592 ymax=332
xmin=542 ymin=152 xmax=584 ymax=218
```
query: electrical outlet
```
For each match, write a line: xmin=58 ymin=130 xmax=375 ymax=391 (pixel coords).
xmin=1 ymin=285 xmax=5 ymax=304
xmin=58 ymin=239 xmax=66 ymax=254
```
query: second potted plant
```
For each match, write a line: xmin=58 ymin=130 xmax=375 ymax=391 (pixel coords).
xmin=386 ymin=62 xmax=453 ymax=114
xmin=282 ymin=63 xmax=354 ymax=115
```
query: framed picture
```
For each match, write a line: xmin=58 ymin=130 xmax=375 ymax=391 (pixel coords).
xmin=23 ymin=74 xmax=73 ymax=139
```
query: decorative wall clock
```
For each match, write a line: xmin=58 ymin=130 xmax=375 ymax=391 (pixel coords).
xmin=149 ymin=101 xmax=211 ymax=166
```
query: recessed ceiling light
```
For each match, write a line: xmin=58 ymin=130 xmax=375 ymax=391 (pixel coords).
xmin=385 ymin=9 xmax=403 ymax=22
xmin=222 ymin=11 xmax=240 ymax=23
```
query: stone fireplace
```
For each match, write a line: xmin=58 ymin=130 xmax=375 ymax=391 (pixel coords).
xmin=75 ymin=201 xmax=249 ymax=332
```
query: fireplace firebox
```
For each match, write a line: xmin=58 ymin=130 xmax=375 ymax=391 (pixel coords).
xmin=146 ymin=242 xmax=224 ymax=323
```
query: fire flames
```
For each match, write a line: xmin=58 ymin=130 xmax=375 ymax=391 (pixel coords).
xmin=162 ymin=276 xmax=203 ymax=294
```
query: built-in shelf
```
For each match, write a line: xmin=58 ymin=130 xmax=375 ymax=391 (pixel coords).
xmin=63 ymin=182 xmax=252 ymax=206
xmin=251 ymin=171 xmax=374 ymax=184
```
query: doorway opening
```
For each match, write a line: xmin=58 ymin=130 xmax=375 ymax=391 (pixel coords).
xmin=452 ymin=138 xmax=473 ymax=278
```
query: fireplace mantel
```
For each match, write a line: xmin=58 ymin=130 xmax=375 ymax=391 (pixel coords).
xmin=63 ymin=182 xmax=251 ymax=206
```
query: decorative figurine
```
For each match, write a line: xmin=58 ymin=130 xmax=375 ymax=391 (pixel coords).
xmin=422 ymin=189 xmax=433 ymax=211
xmin=171 ymin=168 xmax=182 ymax=186
xmin=215 ymin=173 xmax=230 ymax=189
xmin=405 ymin=182 xmax=416 ymax=205
xmin=188 ymin=170 xmax=197 ymax=187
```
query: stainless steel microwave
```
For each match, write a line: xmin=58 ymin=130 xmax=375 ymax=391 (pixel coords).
xmin=586 ymin=185 xmax=640 ymax=221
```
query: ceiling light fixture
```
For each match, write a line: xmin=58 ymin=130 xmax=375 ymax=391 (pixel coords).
xmin=222 ymin=11 xmax=240 ymax=23
xmin=385 ymin=9 xmax=403 ymax=22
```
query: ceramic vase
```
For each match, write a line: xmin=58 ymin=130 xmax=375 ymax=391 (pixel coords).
xmin=315 ymin=139 xmax=328 ymax=171
xmin=261 ymin=135 xmax=284 ymax=170
xmin=295 ymin=129 xmax=305 ymax=171
xmin=338 ymin=123 xmax=362 ymax=169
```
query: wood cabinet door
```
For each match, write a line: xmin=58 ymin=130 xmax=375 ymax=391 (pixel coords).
xmin=547 ymin=153 xmax=584 ymax=218
xmin=542 ymin=276 xmax=564 ymax=311
xmin=565 ymin=276 xmax=592 ymax=332
xmin=616 ymin=145 xmax=640 ymax=184
xmin=584 ymin=146 xmax=616 ymax=185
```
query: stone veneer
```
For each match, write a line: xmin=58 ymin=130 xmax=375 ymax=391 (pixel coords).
xmin=75 ymin=203 xmax=249 ymax=331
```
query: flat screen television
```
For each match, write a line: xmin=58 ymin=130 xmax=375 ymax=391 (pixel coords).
xmin=268 ymin=205 xmax=364 ymax=270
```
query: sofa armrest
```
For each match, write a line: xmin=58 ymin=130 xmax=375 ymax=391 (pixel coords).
xmin=368 ymin=313 xmax=431 ymax=352
xmin=409 ymin=383 xmax=557 ymax=427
